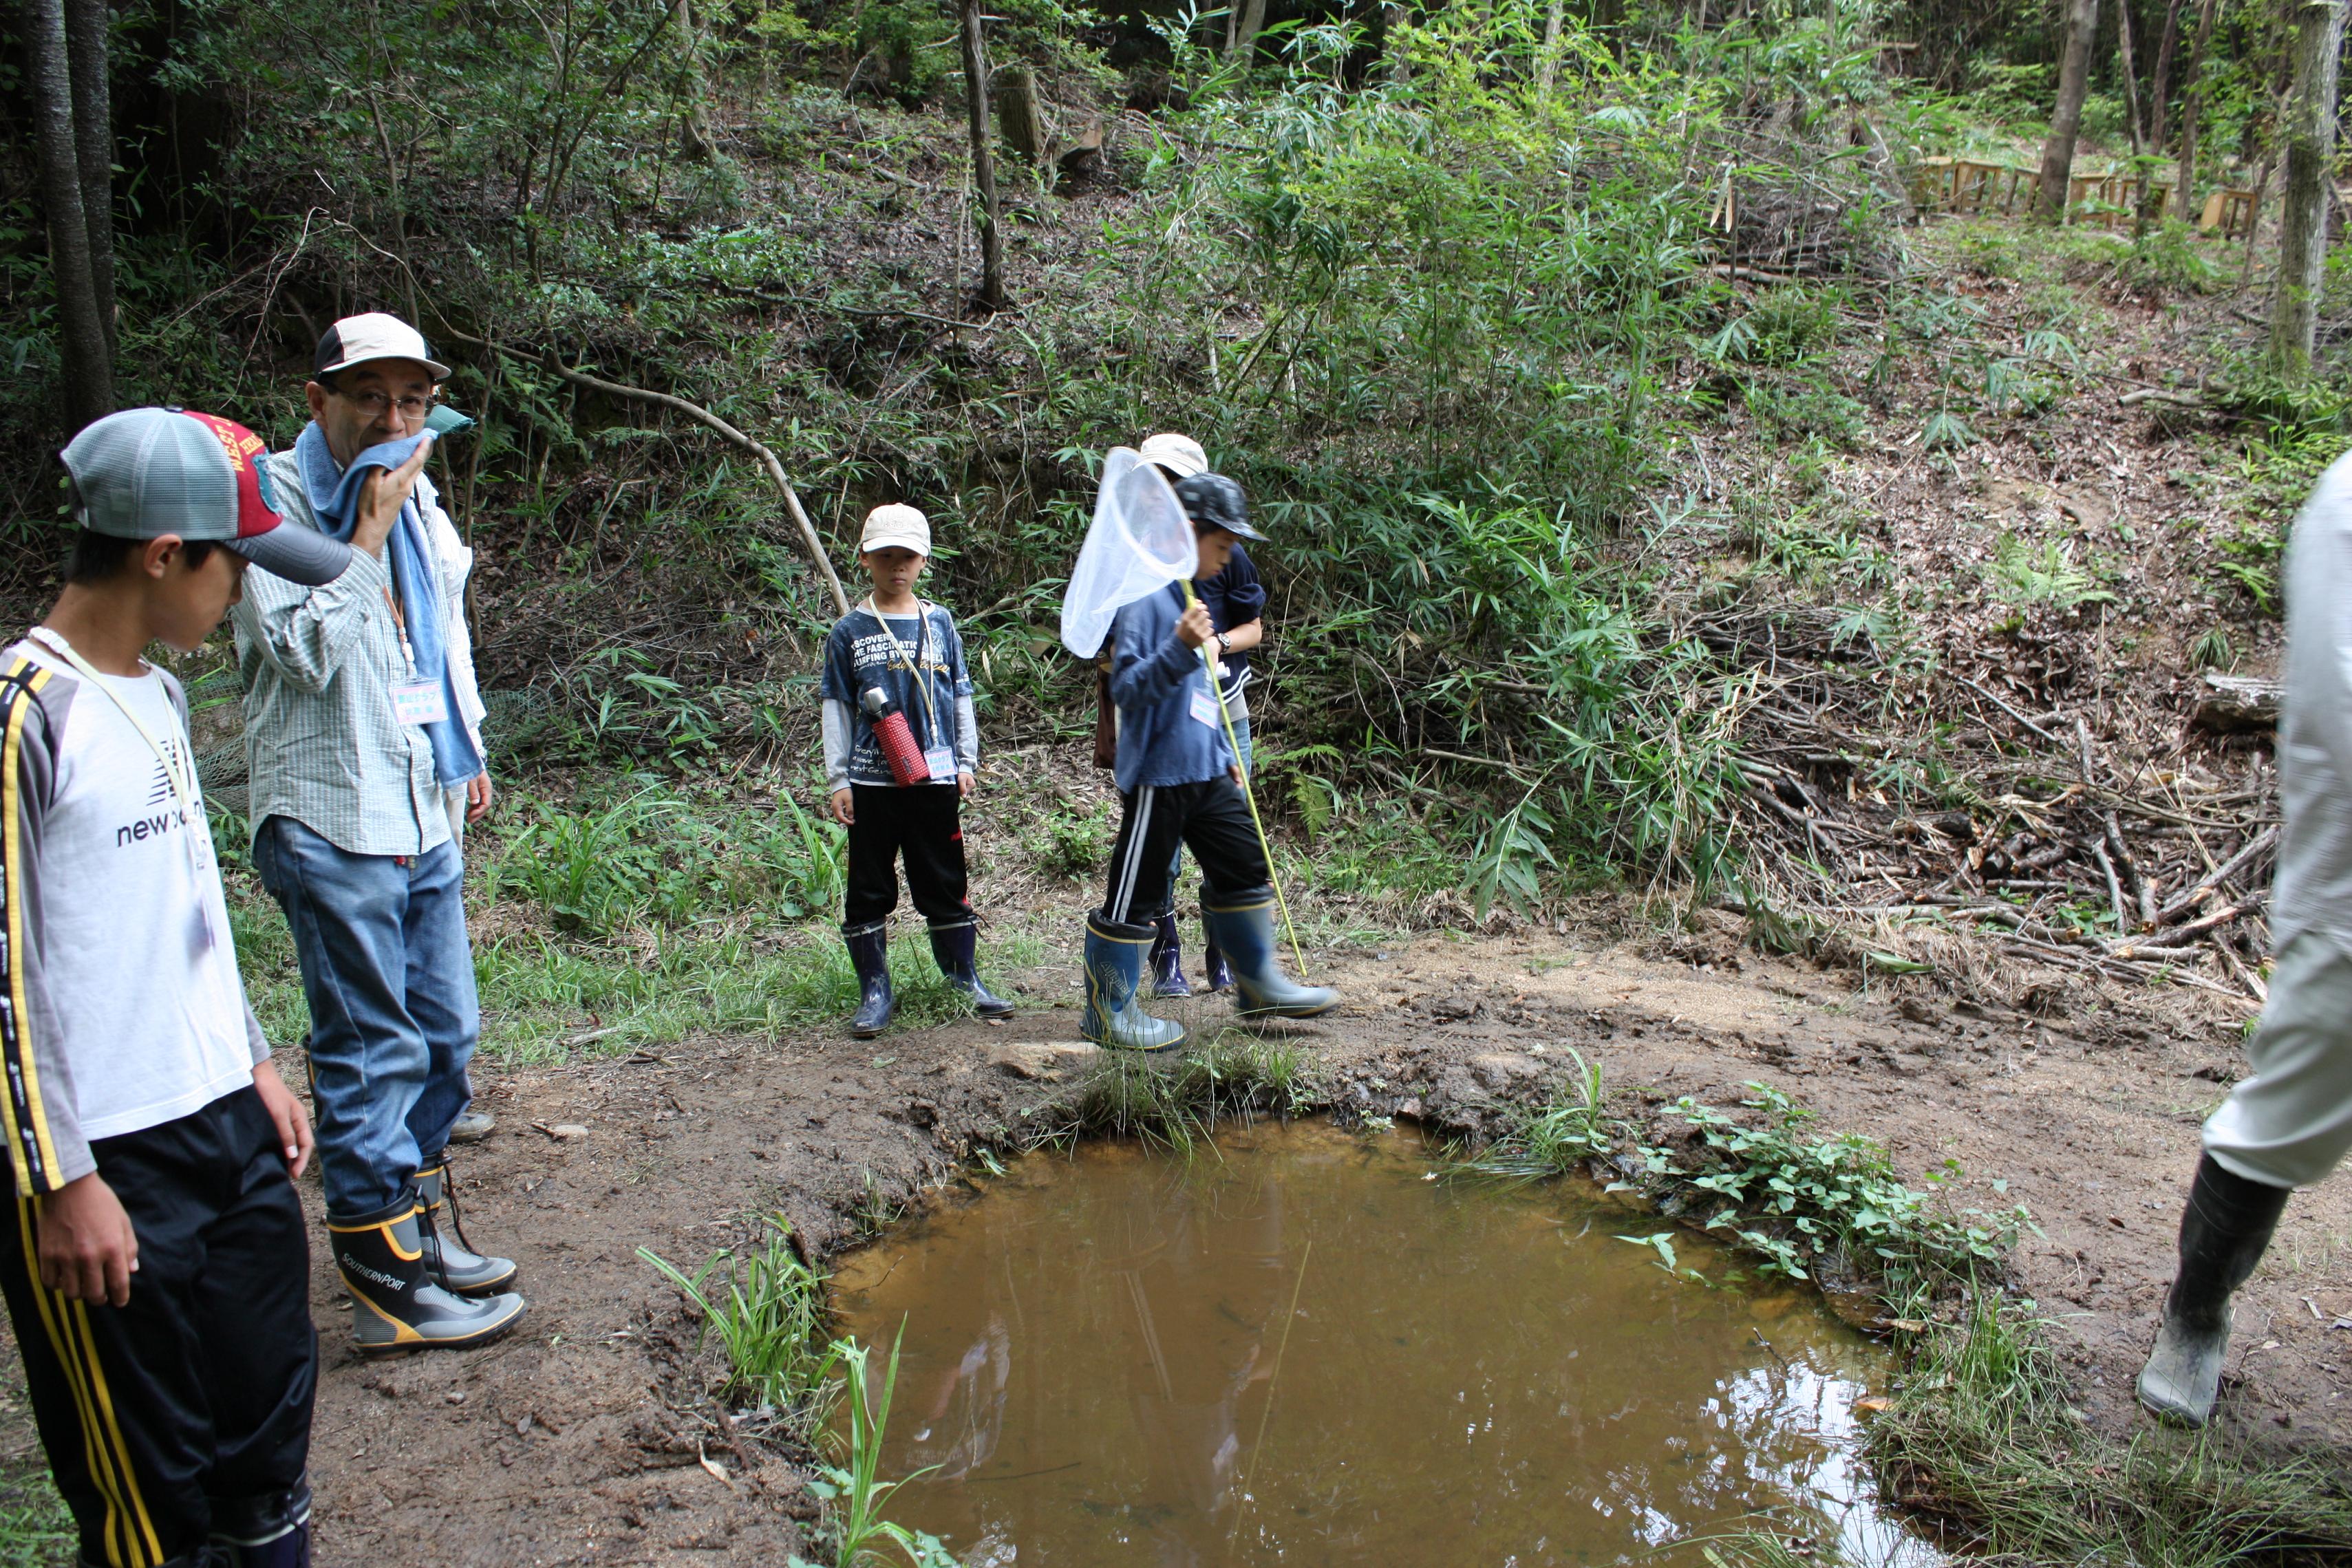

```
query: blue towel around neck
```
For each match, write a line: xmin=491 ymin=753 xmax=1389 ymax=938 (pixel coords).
xmin=294 ymin=422 xmax=482 ymax=788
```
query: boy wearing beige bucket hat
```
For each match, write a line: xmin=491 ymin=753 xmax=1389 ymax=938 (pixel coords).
xmin=820 ymin=504 xmax=1015 ymax=1035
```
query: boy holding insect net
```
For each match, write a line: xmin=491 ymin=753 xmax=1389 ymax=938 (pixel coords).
xmin=822 ymin=504 xmax=1016 ymax=1038
xmin=1082 ymin=473 xmax=1337 ymax=1052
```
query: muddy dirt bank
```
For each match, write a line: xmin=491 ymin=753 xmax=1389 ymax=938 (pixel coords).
xmin=5 ymin=907 xmax=2340 ymax=1565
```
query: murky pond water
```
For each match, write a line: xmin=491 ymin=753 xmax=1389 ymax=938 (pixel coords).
xmin=831 ymin=1120 xmax=1943 ymax=1567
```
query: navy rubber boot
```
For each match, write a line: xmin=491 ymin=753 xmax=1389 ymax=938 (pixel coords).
xmin=929 ymin=919 xmax=1015 ymax=1019
xmin=1149 ymin=912 xmax=1191 ymax=998
xmin=1082 ymin=913 xmax=1187 ymax=1052
xmin=1201 ymin=888 xmax=1336 ymax=1018
xmin=845 ymin=919 xmax=895 ymax=1038
xmin=210 ymin=1481 xmax=312 ymax=1567
xmin=1201 ymin=926 xmax=1234 ymax=994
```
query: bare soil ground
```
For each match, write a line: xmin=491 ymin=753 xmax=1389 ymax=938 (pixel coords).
xmin=26 ymin=899 xmax=2303 ymax=1567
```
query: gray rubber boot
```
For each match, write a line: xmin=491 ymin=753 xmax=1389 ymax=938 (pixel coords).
xmin=1201 ymin=888 xmax=1336 ymax=1018
xmin=1082 ymin=913 xmax=1187 ymax=1052
xmin=329 ymin=1193 xmax=527 ymax=1355
xmin=414 ymin=1160 xmax=517 ymax=1296
xmin=2138 ymin=1154 xmax=2291 ymax=1426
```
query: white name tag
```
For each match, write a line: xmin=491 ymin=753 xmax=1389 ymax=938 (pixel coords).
xmin=1190 ymin=688 xmax=1221 ymax=729
xmin=392 ymin=680 xmax=450 ymax=727
xmin=926 ymin=746 xmax=959 ymax=784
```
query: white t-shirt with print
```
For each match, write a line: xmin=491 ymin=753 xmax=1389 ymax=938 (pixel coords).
xmin=14 ymin=641 xmax=257 ymax=1141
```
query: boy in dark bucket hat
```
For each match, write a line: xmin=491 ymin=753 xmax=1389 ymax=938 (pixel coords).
xmin=1 ymin=407 xmax=328 ymax=1567
xmin=1082 ymin=471 xmax=1336 ymax=1051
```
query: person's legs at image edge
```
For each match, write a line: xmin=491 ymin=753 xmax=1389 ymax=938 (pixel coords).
xmin=2140 ymin=934 xmax=2352 ymax=1424
xmin=193 ymin=1091 xmax=318 ymax=1567
xmin=0 ymin=1103 xmax=264 ymax=1567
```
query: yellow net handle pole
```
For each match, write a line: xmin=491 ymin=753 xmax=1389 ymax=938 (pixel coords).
xmin=1185 ymin=582 xmax=1309 ymax=977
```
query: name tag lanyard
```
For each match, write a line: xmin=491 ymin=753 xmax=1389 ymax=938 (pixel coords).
xmin=26 ymin=627 xmax=222 ymax=949
xmin=864 ymin=599 xmax=946 ymax=753
xmin=380 ymin=573 xmax=451 ymax=728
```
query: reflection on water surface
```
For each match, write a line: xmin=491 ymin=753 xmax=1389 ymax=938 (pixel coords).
xmin=831 ymin=1119 xmax=1943 ymax=1567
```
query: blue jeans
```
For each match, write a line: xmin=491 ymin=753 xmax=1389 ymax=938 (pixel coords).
xmin=1166 ymin=711 xmax=1253 ymax=892
xmin=252 ymin=815 xmax=479 ymax=1216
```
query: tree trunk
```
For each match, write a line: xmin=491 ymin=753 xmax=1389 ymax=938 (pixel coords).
xmin=674 ymin=0 xmax=714 ymax=160
xmin=63 ymin=0 xmax=113 ymax=356
xmin=2267 ymin=0 xmax=2345 ymax=378
xmin=1384 ymin=1 xmax=1411 ymax=82
xmin=2137 ymin=0 xmax=2187 ymax=222
xmin=1537 ymin=0 xmax=1565 ymax=91
xmin=958 ymin=0 xmax=1006 ymax=312
xmin=25 ymin=0 xmax=114 ymax=431
xmin=1228 ymin=0 xmax=1269 ymax=59
xmin=2173 ymin=0 xmax=2221 ymax=224
xmin=2117 ymin=0 xmax=2147 ymax=157
xmin=2036 ymin=0 xmax=2102 ymax=222
xmin=995 ymin=63 xmax=1048 ymax=164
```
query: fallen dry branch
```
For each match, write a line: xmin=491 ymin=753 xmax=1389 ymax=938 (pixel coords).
xmin=443 ymin=330 xmax=851 ymax=616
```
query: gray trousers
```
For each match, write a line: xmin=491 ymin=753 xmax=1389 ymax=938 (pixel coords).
xmin=2205 ymin=933 xmax=2352 ymax=1188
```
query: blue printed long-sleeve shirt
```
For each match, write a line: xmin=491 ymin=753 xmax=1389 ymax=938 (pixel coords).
xmin=1109 ymin=583 xmax=1233 ymax=793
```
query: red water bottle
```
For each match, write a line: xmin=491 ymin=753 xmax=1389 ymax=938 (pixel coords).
xmin=861 ymin=687 xmax=932 ymax=787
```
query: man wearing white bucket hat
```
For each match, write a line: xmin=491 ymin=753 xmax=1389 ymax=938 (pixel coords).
xmin=1133 ymin=435 xmax=1267 ymax=1001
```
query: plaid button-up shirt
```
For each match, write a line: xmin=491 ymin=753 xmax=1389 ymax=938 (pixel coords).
xmin=231 ymin=447 xmax=477 ymax=857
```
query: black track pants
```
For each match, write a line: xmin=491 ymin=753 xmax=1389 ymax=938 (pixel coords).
xmin=1100 ymin=776 xmax=1268 ymax=925
xmin=0 ymin=1085 xmax=316 ymax=1568
xmin=844 ymin=783 xmax=976 ymax=930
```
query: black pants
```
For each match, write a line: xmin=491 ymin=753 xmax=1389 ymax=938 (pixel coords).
xmin=844 ymin=784 xmax=976 ymax=931
xmin=0 ymin=1086 xmax=316 ymax=1568
xmin=1100 ymin=776 xmax=1268 ymax=925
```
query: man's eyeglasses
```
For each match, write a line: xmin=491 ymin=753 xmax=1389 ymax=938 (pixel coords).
xmin=338 ymin=389 xmax=438 ymax=420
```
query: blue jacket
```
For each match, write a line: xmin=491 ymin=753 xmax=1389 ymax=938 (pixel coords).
xmin=1110 ymin=582 xmax=1233 ymax=793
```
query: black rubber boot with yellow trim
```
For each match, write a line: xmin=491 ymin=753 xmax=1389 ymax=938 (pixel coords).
xmin=1201 ymin=887 xmax=1336 ymax=1019
xmin=414 ymin=1160 xmax=517 ymax=1296
xmin=329 ymin=1193 xmax=526 ymax=1355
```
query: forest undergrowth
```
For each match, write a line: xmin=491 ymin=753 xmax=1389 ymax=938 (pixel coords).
xmin=10 ymin=0 xmax=2352 ymax=1557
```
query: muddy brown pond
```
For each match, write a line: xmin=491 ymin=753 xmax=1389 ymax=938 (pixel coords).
xmin=831 ymin=1120 xmax=1945 ymax=1567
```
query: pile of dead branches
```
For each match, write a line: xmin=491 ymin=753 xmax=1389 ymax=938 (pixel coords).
xmin=1703 ymin=601 xmax=2278 ymax=1007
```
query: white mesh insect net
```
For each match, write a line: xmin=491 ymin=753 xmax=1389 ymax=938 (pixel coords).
xmin=1058 ymin=447 xmax=1195 ymax=659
